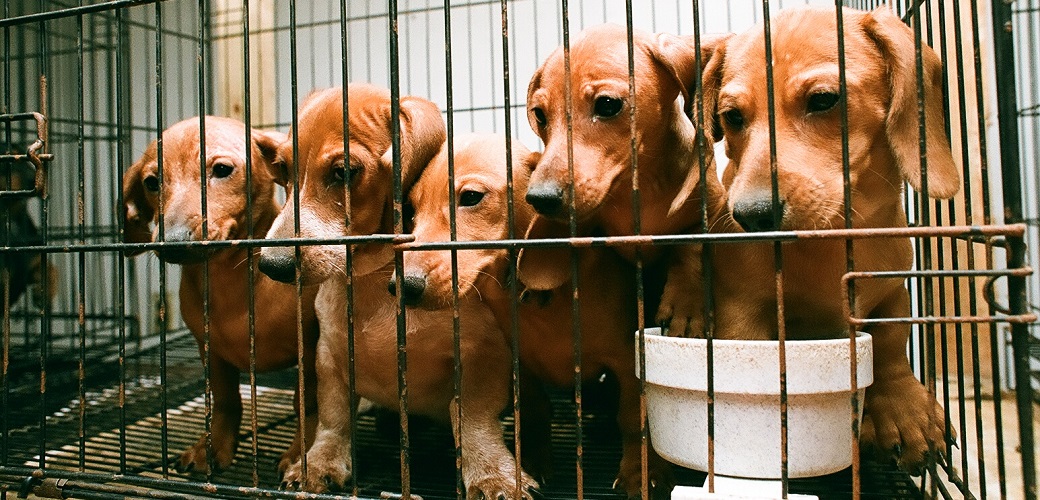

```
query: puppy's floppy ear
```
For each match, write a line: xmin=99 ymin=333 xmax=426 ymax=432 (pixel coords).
xmin=383 ymin=96 xmax=447 ymax=193
xmin=251 ymin=129 xmax=288 ymax=185
xmin=863 ymin=7 xmax=960 ymax=199
xmin=648 ymin=32 xmax=731 ymax=119
xmin=121 ymin=154 xmax=155 ymax=256
xmin=526 ymin=64 xmax=545 ymax=133
xmin=517 ymin=216 xmax=572 ymax=291
xmin=667 ymin=35 xmax=728 ymax=218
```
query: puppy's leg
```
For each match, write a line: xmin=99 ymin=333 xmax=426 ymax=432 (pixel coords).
xmin=517 ymin=368 xmax=554 ymax=484
xmin=611 ymin=361 xmax=674 ymax=499
xmin=279 ymin=339 xmax=319 ymax=473
xmin=859 ymin=288 xmax=948 ymax=474
xmin=655 ymin=246 xmax=706 ymax=337
xmin=177 ymin=355 xmax=242 ymax=474
xmin=457 ymin=332 xmax=538 ymax=499
xmin=281 ymin=322 xmax=355 ymax=493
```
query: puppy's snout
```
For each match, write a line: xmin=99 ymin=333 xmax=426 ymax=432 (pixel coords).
xmin=525 ymin=182 xmax=565 ymax=216
xmin=732 ymin=198 xmax=784 ymax=232
xmin=258 ymin=253 xmax=297 ymax=283
xmin=163 ymin=225 xmax=194 ymax=243
xmin=157 ymin=225 xmax=205 ymax=263
xmin=388 ymin=273 xmax=427 ymax=307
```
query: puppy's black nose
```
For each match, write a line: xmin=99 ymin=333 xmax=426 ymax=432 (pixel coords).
xmin=259 ymin=254 xmax=297 ymax=283
xmin=732 ymin=199 xmax=783 ymax=232
xmin=526 ymin=183 xmax=565 ymax=216
xmin=157 ymin=225 xmax=205 ymax=263
xmin=163 ymin=226 xmax=194 ymax=243
xmin=388 ymin=274 xmax=426 ymax=307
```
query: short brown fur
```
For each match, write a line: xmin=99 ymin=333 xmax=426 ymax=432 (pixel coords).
xmin=122 ymin=116 xmax=319 ymax=474
xmin=260 ymin=86 xmax=537 ymax=499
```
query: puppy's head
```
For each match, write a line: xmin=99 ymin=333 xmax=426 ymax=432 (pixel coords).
xmin=258 ymin=85 xmax=446 ymax=285
xmin=706 ymin=7 xmax=959 ymax=232
xmin=394 ymin=134 xmax=538 ymax=309
xmin=525 ymin=24 xmax=723 ymax=225
xmin=121 ymin=116 xmax=284 ymax=263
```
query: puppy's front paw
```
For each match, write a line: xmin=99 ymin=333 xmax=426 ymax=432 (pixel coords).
xmin=175 ymin=432 xmax=237 ymax=475
xmin=277 ymin=437 xmax=304 ymax=475
xmin=656 ymin=248 xmax=706 ymax=338
xmin=861 ymin=376 xmax=950 ymax=474
xmin=614 ymin=448 xmax=674 ymax=499
xmin=655 ymin=283 xmax=705 ymax=338
xmin=280 ymin=442 xmax=351 ymax=493
xmin=465 ymin=465 xmax=539 ymax=500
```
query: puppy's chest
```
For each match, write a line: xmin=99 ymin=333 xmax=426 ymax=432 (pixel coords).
xmin=319 ymin=278 xmax=459 ymax=416
xmin=778 ymin=240 xmax=910 ymax=331
xmin=180 ymin=272 xmax=306 ymax=371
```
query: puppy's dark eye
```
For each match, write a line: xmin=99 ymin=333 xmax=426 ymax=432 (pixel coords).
xmin=143 ymin=175 xmax=160 ymax=192
xmin=721 ymin=109 xmax=744 ymax=130
xmin=531 ymin=107 xmax=547 ymax=127
xmin=332 ymin=163 xmax=361 ymax=185
xmin=593 ymin=96 xmax=623 ymax=118
xmin=458 ymin=190 xmax=484 ymax=207
xmin=807 ymin=92 xmax=840 ymax=113
xmin=212 ymin=162 xmax=234 ymax=179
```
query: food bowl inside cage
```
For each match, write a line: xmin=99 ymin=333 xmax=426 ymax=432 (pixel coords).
xmin=638 ymin=328 xmax=873 ymax=479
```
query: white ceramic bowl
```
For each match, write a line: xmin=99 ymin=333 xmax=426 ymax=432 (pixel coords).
xmin=638 ymin=328 xmax=872 ymax=479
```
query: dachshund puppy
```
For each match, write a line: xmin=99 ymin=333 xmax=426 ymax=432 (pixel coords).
xmin=681 ymin=6 xmax=960 ymax=472
xmin=123 ymin=116 xmax=319 ymax=474
xmin=397 ymin=134 xmax=672 ymax=497
xmin=259 ymin=86 xmax=537 ymax=498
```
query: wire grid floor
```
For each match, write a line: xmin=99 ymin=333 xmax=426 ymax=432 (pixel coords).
xmin=2 ymin=333 xmax=923 ymax=499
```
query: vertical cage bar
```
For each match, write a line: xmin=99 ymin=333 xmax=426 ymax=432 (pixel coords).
xmin=35 ymin=0 xmax=49 ymax=471
xmin=114 ymin=5 xmax=128 ymax=477
xmin=153 ymin=0 xmax=171 ymax=478
xmin=240 ymin=0 xmax=260 ymax=486
xmin=75 ymin=2 xmax=88 ymax=474
xmin=440 ymin=0 xmax=462 ymax=496
xmin=556 ymin=2 xmax=584 ymax=497
xmin=387 ymin=2 xmax=412 ymax=497
xmin=287 ymin=0 xmax=308 ymax=481
xmin=832 ymin=3 xmax=862 ymax=499
xmin=0 ymin=0 xmax=10 ymax=473
xmin=335 ymin=4 xmax=361 ymax=497
xmin=497 ymin=2 xmax=524 ymax=498
xmin=194 ymin=0 xmax=216 ymax=478
xmin=760 ymin=1 xmax=790 ymax=496
xmin=991 ymin=0 xmax=1037 ymax=498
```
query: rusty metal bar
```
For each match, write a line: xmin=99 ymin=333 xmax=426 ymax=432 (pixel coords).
xmin=0 ymin=111 xmax=51 ymax=198
xmin=842 ymin=268 xmax=1039 ymax=326
xmin=0 ymin=234 xmax=411 ymax=255
xmin=394 ymin=224 xmax=1027 ymax=252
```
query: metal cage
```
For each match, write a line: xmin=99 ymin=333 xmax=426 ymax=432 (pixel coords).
xmin=0 ymin=0 xmax=1036 ymax=499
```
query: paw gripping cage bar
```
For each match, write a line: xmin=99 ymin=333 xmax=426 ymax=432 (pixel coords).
xmin=0 ymin=1 xmax=1037 ymax=499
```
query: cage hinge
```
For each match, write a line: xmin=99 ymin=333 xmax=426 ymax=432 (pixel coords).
xmin=18 ymin=476 xmax=67 ymax=499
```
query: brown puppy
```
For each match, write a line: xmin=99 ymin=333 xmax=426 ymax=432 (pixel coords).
xmin=524 ymin=24 xmax=728 ymax=254
xmin=259 ymin=86 xmax=537 ymax=498
xmin=122 ymin=116 xmax=319 ymax=474
xmin=687 ymin=6 xmax=960 ymax=472
xmin=522 ymin=23 xmax=729 ymax=350
xmin=399 ymin=133 xmax=672 ymax=497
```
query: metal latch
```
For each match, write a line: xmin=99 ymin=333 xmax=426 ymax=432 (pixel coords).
xmin=1 ymin=111 xmax=52 ymax=199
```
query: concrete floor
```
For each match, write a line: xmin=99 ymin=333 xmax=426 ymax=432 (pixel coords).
xmin=934 ymin=385 xmax=1040 ymax=499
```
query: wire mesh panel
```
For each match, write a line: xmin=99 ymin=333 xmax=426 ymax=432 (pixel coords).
xmin=0 ymin=1 xmax=1035 ymax=500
